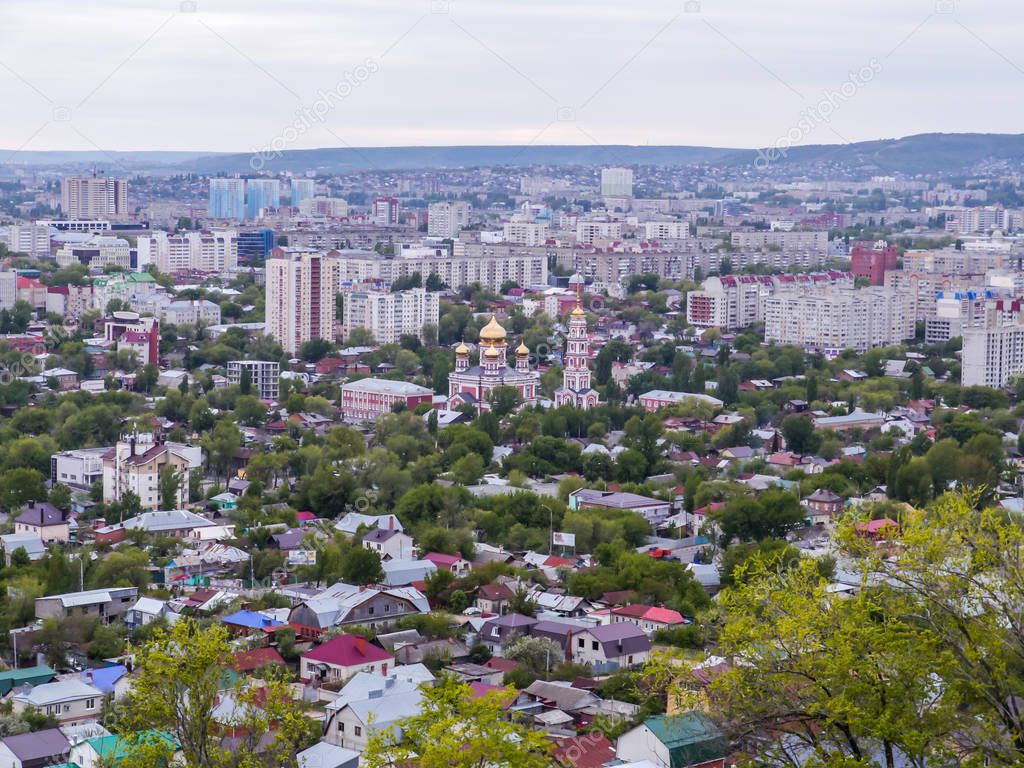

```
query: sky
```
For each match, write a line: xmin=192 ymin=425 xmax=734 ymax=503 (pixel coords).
xmin=1 ymin=0 xmax=1022 ymax=153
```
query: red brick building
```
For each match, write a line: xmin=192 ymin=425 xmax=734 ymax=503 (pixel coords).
xmin=850 ymin=240 xmax=898 ymax=286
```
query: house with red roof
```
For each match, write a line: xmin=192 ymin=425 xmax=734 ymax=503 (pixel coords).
xmin=421 ymin=552 xmax=471 ymax=577
xmin=475 ymin=582 xmax=515 ymax=615
xmin=300 ymin=633 xmax=392 ymax=685
xmin=231 ymin=647 xmax=287 ymax=674
xmin=610 ymin=604 xmax=687 ymax=635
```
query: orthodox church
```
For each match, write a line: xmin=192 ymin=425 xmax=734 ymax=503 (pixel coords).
xmin=448 ymin=315 xmax=541 ymax=411
xmin=447 ymin=275 xmax=598 ymax=412
xmin=554 ymin=276 xmax=600 ymax=410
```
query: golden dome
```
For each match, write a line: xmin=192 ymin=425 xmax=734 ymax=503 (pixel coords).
xmin=571 ymin=303 xmax=586 ymax=317
xmin=484 ymin=346 xmax=501 ymax=358
xmin=479 ymin=315 xmax=507 ymax=341
xmin=516 ymin=342 xmax=529 ymax=355
xmin=455 ymin=341 xmax=469 ymax=355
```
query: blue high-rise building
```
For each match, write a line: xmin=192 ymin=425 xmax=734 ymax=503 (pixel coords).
xmin=291 ymin=178 xmax=315 ymax=208
xmin=238 ymin=228 xmax=275 ymax=264
xmin=245 ymin=179 xmax=281 ymax=219
xmin=209 ymin=178 xmax=245 ymax=219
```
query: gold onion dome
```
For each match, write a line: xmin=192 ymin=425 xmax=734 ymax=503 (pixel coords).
xmin=479 ymin=315 xmax=507 ymax=341
xmin=516 ymin=342 xmax=529 ymax=355
xmin=571 ymin=303 xmax=586 ymax=317
xmin=455 ymin=341 xmax=469 ymax=355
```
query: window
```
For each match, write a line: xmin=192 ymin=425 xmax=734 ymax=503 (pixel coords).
xmin=338 ymin=723 xmax=345 ymax=732
xmin=577 ymin=638 xmax=584 ymax=648
xmin=354 ymin=726 xmax=362 ymax=737
xmin=592 ymin=641 xmax=599 ymax=651
xmin=368 ymin=606 xmax=374 ymax=616
xmin=85 ymin=698 xmax=96 ymax=710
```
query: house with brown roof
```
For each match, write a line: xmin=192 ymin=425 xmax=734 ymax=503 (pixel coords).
xmin=475 ymin=582 xmax=515 ymax=615
xmin=804 ymin=488 xmax=844 ymax=524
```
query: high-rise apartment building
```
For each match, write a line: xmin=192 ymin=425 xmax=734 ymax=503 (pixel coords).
xmin=209 ymin=178 xmax=245 ymax=219
xmin=246 ymin=179 xmax=281 ymax=219
xmin=290 ymin=179 xmax=315 ymax=208
xmin=427 ymin=201 xmax=472 ymax=238
xmin=61 ymin=176 xmax=128 ymax=220
xmin=299 ymin=197 xmax=349 ymax=218
xmin=600 ymin=168 xmax=633 ymax=197
xmin=961 ymin=300 xmax=1024 ymax=387
xmin=136 ymin=230 xmax=238 ymax=273
xmin=763 ymin=287 xmax=913 ymax=353
xmin=265 ymin=248 xmax=337 ymax=355
xmin=342 ymin=287 xmax=439 ymax=344
xmin=576 ymin=219 xmax=623 ymax=245
xmin=371 ymin=197 xmax=400 ymax=226
xmin=850 ymin=240 xmax=899 ymax=286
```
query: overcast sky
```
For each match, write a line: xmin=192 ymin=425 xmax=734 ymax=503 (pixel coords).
xmin=1 ymin=0 xmax=1021 ymax=152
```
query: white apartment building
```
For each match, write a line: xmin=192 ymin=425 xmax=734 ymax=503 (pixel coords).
xmin=265 ymin=248 xmax=338 ymax=355
xmin=102 ymin=433 xmax=202 ymax=510
xmin=136 ymin=230 xmax=238 ymax=273
xmin=2 ymin=223 xmax=51 ymax=256
xmin=502 ymin=221 xmax=549 ymax=246
xmin=642 ymin=221 xmax=689 ymax=241
xmin=55 ymin=236 xmax=131 ymax=269
xmin=576 ymin=219 xmax=623 ymax=245
xmin=925 ymin=292 xmax=994 ymax=344
xmin=61 ymin=176 xmax=129 ymax=220
xmin=326 ymin=247 xmax=547 ymax=292
xmin=601 ymin=167 xmax=634 ymax=197
xmin=342 ymin=287 xmax=439 ymax=344
xmin=227 ymin=360 xmax=280 ymax=400
xmin=136 ymin=297 xmax=221 ymax=326
xmin=51 ymin=447 xmax=108 ymax=491
xmin=0 ymin=271 xmax=15 ymax=311
xmin=299 ymin=197 xmax=349 ymax=218
xmin=763 ymin=287 xmax=913 ymax=353
xmin=961 ymin=300 xmax=1024 ymax=387
xmin=686 ymin=272 xmax=854 ymax=330
xmin=428 ymin=201 xmax=471 ymax=238
xmin=882 ymin=270 xmax=987 ymax=323
xmin=730 ymin=230 xmax=829 ymax=252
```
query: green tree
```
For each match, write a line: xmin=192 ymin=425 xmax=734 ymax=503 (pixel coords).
xmin=158 ymin=465 xmax=183 ymax=510
xmin=362 ymin=677 xmax=551 ymax=768
xmin=781 ymin=414 xmax=818 ymax=454
xmin=339 ymin=547 xmax=384 ymax=586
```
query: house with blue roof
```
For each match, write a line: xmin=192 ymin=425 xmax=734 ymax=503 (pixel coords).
xmin=81 ymin=664 xmax=129 ymax=698
xmin=221 ymin=609 xmax=285 ymax=636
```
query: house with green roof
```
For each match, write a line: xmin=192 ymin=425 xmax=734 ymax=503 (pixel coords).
xmin=0 ymin=664 xmax=56 ymax=695
xmin=70 ymin=731 xmax=178 ymax=768
xmin=617 ymin=713 xmax=727 ymax=768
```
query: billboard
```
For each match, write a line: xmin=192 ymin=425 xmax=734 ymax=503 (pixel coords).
xmin=552 ymin=531 xmax=576 ymax=547
xmin=287 ymin=550 xmax=317 ymax=566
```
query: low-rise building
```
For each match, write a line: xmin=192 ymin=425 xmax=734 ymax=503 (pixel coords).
xmin=227 ymin=360 xmax=280 ymax=400
xmin=35 ymin=587 xmax=138 ymax=625
xmin=10 ymin=680 xmax=104 ymax=726
xmin=340 ymin=378 xmax=434 ymax=422
xmin=13 ymin=502 xmax=69 ymax=544
xmin=299 ymin=633 xmax=394 ymax=685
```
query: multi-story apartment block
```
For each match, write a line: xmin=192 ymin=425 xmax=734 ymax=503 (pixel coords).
xmin=227 ymin=360 xmax=281 ymax=400
xmin=329 ymin=246 xmax=547 ymax=292
xmin=961 ymin=300 xmax=1024 ymax=387
xmin=55 ymin=236 xmax=131 ymax=270
xmin=428 ymin=201 xmax=471 ymax=238
xmin=763 ymin=287 xmax=913 ymax=353
xmin=299 ymin=197 xmax=349 ymax=218
xmin=502 ymin=221 xmax=549 ymax=246
xmin=61 ymin=176 xmax=128 ymax=220
xmin=265 ymin=248 xmax=338 ymax=355
xmin=925 ymin=291 xmax=997 ymax=344
xmin=371 ymin=197 xmax=400 ymax=226
xmin=2 ymin=223 xmax=51 ymax=256
xmin=850 ymin=240 xmax=899 ymax=286
xmin=245 ymin=179 xmax=281 ymax=219
xmin=342 ymin=287 xmax=439 ymax=344
xmin=600 ymin=167 xmax=634 ymax=197
xmin=576 ymin=219 xmax=623 ymax=245
xmin=290 ymin=179 xmax=315 ymax=208
xmin=730 ymin=229 xmax=829 ymax=253
xmin=102 ymin=432 xmax=201 ymax=510
xmin=642 ymin=221 xmax=690 ymax=241
xmin=883 ymin=270 xmax=987 ymax=323
xmin=136 ymin=230 xmax=238 ymax=273
xmin=209 ymin=178 xmax=245 ymax=219
xmin=686 ymin=272 xmax=854 ymax=330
